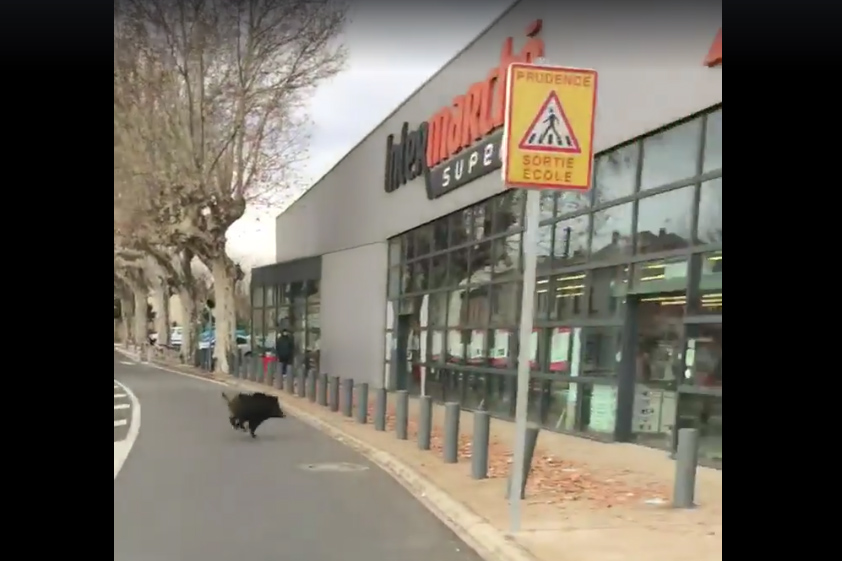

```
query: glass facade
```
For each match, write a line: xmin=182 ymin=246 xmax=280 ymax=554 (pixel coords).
xmin=385 ymin=105 xmax=722 ymax=466
xmin=250 ymin=280 xmax=321 ymax=373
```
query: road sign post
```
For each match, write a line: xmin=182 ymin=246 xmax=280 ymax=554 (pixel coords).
xmin=501 ymin=62 xmax=597 ymax=534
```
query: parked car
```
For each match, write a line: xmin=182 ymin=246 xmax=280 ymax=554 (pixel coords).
xmin=170 ymin=327 xmax=183 ymax=348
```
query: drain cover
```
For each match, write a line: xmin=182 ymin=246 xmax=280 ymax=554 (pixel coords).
xmin=300 ymin=462 xmax=369 ymax=473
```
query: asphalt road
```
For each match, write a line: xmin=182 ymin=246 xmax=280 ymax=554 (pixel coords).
xmin=113 ymin=352 xmax=483 ymax=561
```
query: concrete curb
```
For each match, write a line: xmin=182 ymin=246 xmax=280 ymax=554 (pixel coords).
xmin=114 ymin=349 xmax=536 ymax=561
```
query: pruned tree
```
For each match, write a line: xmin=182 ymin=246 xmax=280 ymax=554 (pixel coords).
xmin=113 ymin=0 xmax=348 ymax=373
xmin=114 ymin=251 xmax=149 ymax=346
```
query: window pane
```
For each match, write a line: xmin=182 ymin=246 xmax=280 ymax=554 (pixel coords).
xmin=276 ymin=306 xmax=290 ymax=330
xmin=676 ymin=393 xmax=722 ymax=464
xmin=549 ymin=327 xmax=573 ymax=372
xmin=446 ymin=291 xmax=463 ymax=328
xmin=591 ymin=202 xmax=633 ymax=260
xmin=492 ymin=190 xmax=524 ymax=233
xmin=577 ymin=382 xmax=619 ymax=436
xmin=491 ymin=233 xmax=521 ymax=279
xmin=539 ymin=190 xmax=557 ymax=222
xmin=703 ymin=109 xmax=722 ymax=172
xmin=432 ymin=218 xmax=449 ymax=252
xmin=490 ymin=282 xmax=520 ymax=325
xmin=552 ymin=216 xmax=590 ymax=266
xmin=278 ymin=284 xmax=290 ymax=305
xmin=463 ymin=286 xmax=489 ymax=326
xmin=683 ymin=323 xmax=722 ymax=386
xmin=408 ymin=260 xmax=429 ymax=293
xmin=588 ymin=266 xmax=628 ymax=319
xmin=632 ymin=256 xmax=689 ymax=295
xmin=489 ymin=329 xmax=514 ymax=369
xmin=387 ymin=266 xmax=402 ymax=298
xmin=636 ymin=187 xmax=694 ymax=254
xmin=430 ymin=330 xmax=445 ymax=362
xmin=471 ymin=241 xmax=493 ymax=283
xmin=690 ymin=250 xmax=722 ymax=315
xmin=449 ymin=208 xmax=472 ymax=246
xmin=472 ymin=200 xmax=491 ymax=240
xmin=551 ymin=272 xmax=586 ymax=320
xmin=580 ymin=326 xmax=621 ymax=377
xmin=265 ymin=286 xmax=275 ymax=307
xmin=388 ymin=237 xmax=402 ymax=265
xmin=418 ymin=224 xmax=435 ymax=257
xmin=447 ymin=248 xmax=470 ymax=286
xmin=428 ymin=253 xmax=449 ymax=289
xmin=428 ymin=293 xmax=448 ymax=327
xmin=640 ymin=118 xmax=702 ymax=191
xmin=697 ymin=178 xmax=722 ymax=244
xmin=594 ymin=143 xmax=639 ymax=203
xmin=446 ymin=330 xmax=464 ymax=363
xmin=557 ymin=189 xmax=590 ymax=217
xmin=466 ymin=329 xmax=487 ymax=365
xmin=633 ymin=387 xmax=677 ymax=449
xmin=253 ymin=287 xmax=264 ymax=307
xmin=544 ymin=380 xmax=571 ymax=430
xmin=534 ymin=277 xmax=552 ymax=320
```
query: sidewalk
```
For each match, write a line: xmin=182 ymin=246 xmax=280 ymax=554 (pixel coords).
xmin=151 ymin=358 xmax=722 ymax=561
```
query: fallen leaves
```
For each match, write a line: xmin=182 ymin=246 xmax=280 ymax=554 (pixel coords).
xmin=361 ymin=401 xmax=668 ymax=508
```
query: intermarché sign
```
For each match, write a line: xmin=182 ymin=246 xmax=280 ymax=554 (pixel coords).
xmin=384 ymin=20 xmax=545 ymax=199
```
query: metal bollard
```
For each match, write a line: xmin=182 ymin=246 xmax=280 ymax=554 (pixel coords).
xmin=307 ymin=371 xmax=317 ymax=402
xmin=318 ymin=374 xmax=328 ymax=406
xmin=395 ymin=390 xmax=409 ymax=440
xmin=471 ymin=410 xmax=491 ymax=479
xmin=249 ymin=356 xmax=258 ymax=381
xmin=443 ymin=402 xmax=460 ymax=463
xmin=505 ymin=424 xmax=541 ymax=499
xmin=356 ymin=383 xmax=369 ymax=424
xmin=417 ymin=395 xmax=432 ymax=450
xmin=342 ymin=379 xmax=354 ymax=417
xmin=374 ymin=387 xmax=387 ymax=431
xmin=297 ymin=370 xmax=306 ymax=398
xmin=273 ymin=363 xmax=283 ymax=389
xmin=285 ymin=367 xmax=294 ymax=394
xmin=231 ymin=353 xmax=240 ymax=378
xmin=673 ymin=428 xmax=700 ymax=509
xmin=239 ymin=357 xmax=247 ymax=379
xmin=329 ymin=375 xmax=340 ymax=412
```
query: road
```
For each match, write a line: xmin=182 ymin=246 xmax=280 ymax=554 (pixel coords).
xmin=113 ymin=352 xmax=483 ymax=561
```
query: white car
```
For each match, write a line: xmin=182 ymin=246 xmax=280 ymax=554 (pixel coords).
xmin=170 ymin=327 xmax=183 ymax=348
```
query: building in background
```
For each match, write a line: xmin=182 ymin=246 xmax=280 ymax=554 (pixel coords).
xmin=252 ymin=0 xmax=722 ymax=465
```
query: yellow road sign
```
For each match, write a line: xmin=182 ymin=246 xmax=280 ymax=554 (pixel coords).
xmin=502 ymin=63 xmax=598 ymax=191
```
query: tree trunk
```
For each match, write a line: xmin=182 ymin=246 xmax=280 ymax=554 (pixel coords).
xmin=178 ymin=289 xmax=198 ymax=364
xmin=210 ymin=256 xmax=237 ymax=374
xmin=120 ymin=296 xmax=134 ymax=346
xmin=133 ymin=289 xmax=148 ymax=346
xmin=153 ymin=282 xmax=170 ymax=347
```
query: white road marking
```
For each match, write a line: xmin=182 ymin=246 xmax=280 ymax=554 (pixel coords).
xmin=114 ymin=403 xmax=130 ymax=410
xmin=114 ymin=393 xmax=127 ymax=398
xmin=119 ymin=361 xmax=134 ymax=366
xmin=114 ymin=419 xmax=128 ymax=427
xmin=114 ymin=379 xmax=142 ymax=480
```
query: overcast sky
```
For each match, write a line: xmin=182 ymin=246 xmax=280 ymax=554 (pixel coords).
xmin=226 ymin=1 xmax=515 ymax=266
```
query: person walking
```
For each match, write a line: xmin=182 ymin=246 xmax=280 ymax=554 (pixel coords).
xmin=275 ymin=329 xmax=295 ymax=381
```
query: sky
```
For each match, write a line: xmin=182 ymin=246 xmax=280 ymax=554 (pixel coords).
xmin=225 ymin=1 xmax=515 ymax=267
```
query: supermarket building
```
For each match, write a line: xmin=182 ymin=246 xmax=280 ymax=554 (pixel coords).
xmin=251 ymin=1 xmax=723 ymax=465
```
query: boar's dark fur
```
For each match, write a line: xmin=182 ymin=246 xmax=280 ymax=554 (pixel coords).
xmin=222 ymin=391 xmax=286 ymax=438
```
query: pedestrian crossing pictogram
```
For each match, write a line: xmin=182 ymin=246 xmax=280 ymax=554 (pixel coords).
xmin=517 ymin=91 xmax=581 ymax=154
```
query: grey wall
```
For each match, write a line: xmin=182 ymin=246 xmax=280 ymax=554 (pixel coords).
xmin=275 ymin=0 xmax=722 ymax=263
xmin=319 ymin=242 xmax=388 ymax=385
